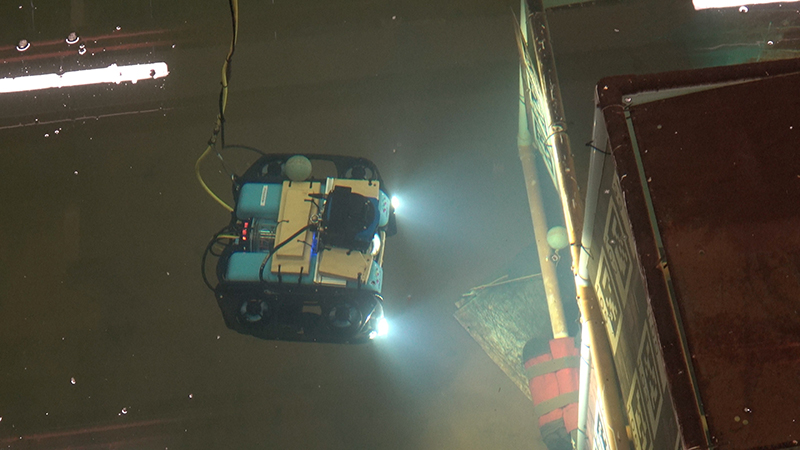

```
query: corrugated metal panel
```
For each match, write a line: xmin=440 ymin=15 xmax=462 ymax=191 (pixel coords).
xmin=455 ymin=276 xmax=552 ymax=400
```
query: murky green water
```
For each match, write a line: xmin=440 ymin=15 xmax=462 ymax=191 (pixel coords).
xmin=1 ymin=0 xmax=797 ymax=448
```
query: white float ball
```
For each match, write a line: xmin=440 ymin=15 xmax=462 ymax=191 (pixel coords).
xmin=285 ymin=155 xmax=312 ymax=181
xmin=546 ymin=226 xmax=569 ymax=250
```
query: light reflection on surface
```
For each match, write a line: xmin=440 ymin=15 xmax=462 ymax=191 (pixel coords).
xmin=0 ymin=62 xmax=169 ymax=94
xmin=692 ymin=0 xmax=799 ymax=9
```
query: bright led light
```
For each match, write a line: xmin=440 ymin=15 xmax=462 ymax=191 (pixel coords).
xmin=371 ymin=233 xmax=381 ymax=256
xmin=390 ymin=195 xmax=400 ymax=211
xmin=377 ymin=317 xmax=389 ymax=337
xmin=692 ymin=0 xmax=799 ymax=10
xmin=0 ymin=62 xmax=169 ymax=94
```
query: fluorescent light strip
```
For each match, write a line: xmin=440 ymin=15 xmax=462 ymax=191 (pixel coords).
xmin=0 ymin=62 xmax=169 ymax=94
xmin=693 ymin=0 xmax=799 ymax=10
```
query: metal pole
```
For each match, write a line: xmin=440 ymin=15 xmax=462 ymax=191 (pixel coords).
xmin=520 ymin=1 xmax=631 ymax=448
xmin=518 ymin=73 xmax=568 ymax=339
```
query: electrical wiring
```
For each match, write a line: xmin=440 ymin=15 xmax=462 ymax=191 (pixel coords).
xmin=202 ymin=225 xmax=238 ymax=290
xmin=209 ymin=234 xmax=239 ymax=257
xmin=258 ymin=224 xmax=316 ymax=284
xmin=195 ymin=0 xmax=240 ymax=213
xmin=222 ymin=144 xmax=268 ymax=158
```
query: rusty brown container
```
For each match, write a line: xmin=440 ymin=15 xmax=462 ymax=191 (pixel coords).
xmin=587 ymin=57 xmax=800 ymax=449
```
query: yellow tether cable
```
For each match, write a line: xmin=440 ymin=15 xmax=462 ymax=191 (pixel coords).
xmin=195 ymin=0 xmax=240 ymax=213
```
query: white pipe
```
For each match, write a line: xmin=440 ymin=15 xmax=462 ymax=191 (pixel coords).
xmin=577 ymin=320 xmax=592 ymax=450
xmin=576 ymin=98 xmax=610 ymax=450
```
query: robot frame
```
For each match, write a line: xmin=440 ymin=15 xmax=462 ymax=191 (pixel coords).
xmin=203 ymin=153 xmax=397 ymax=344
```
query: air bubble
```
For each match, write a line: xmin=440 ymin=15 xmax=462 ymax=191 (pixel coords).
xmin=739 ymin=5 xmax=748 ymax=12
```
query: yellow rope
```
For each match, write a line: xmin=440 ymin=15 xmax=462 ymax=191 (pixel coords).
xmin=195 ymin=0 xmax=239 ymax=213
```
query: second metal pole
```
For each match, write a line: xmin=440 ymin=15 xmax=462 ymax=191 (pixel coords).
xmin=518 ymin=71 xmax=568 ymax=340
